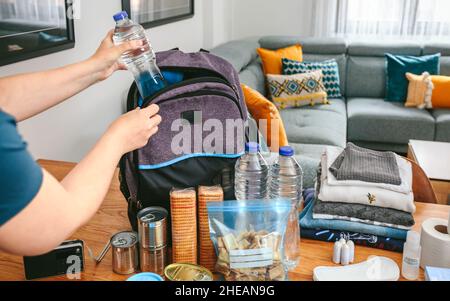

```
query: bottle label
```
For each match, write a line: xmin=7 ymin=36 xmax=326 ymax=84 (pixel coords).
xmin=403 ymin=256 xmax=419 ymax=266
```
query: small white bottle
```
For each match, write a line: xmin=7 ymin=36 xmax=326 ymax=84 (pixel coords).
xmin=402 ymin=231 xmax=422 ymax=280
xmin=347 ymin=240 xmax=355 ymax=263
xmin=340 ymin=243 xmax=350 ymax=266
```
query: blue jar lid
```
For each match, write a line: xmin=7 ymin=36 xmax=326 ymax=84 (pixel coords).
xmin=113 ymin=11 xmax=128 ymax=22
xmin=127 ymin=273 xmax=164 ymax=281
xmin=279 ymin=146 xmax=294 ymax=157
xmin=245 ymin=142 xmax=259 ymax=153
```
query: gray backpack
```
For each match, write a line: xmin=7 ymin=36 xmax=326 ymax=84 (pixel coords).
xmin=119 ymin=49 xmax=248 ymax=231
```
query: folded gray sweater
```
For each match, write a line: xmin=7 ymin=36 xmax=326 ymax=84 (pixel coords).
xmin=329 ymin=143 xmax=402 ymax=185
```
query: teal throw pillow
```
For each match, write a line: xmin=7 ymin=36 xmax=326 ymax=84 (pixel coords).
xmin=385 ymin=53 xmax=440 ymax=102
xmin=282 ymin=58 xmax=342 ymax=98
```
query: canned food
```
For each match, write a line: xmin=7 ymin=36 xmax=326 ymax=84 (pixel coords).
xmin=140 ymin=246 xmax=167 ymax=276
xmin=137 ymin=207 xmax=168 ymax=249
xmin=164 ymin=263 xmax=213 ymax=281
xmin=111 ymin=231 xmax=139 ymax=275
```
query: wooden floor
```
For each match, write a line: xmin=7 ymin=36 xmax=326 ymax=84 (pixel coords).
xmin=0 ymin=160 xmax=449 ymax=281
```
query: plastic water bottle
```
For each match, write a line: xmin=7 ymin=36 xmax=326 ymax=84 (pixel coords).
xmin=269 ymin=146 xmax=303 ymax=204
xmin=269 ymin=146 xmax=303 ymax=270
xmin=234 ymin=142 xmax=269 ymax=201
xmin=113 ymin=11 xmax=166 ymax=100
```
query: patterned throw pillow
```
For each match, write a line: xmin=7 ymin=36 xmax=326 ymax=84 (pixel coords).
xmin=282 ymin=58 xmax=342 ymax=98
xmin=266 ymin=70 xmax=329 ymax=110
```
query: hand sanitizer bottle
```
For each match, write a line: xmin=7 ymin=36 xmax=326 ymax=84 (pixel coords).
xmin=402 ymin=231 xmax=421 ymax=280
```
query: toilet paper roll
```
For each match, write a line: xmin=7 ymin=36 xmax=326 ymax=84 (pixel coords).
xmin=420 ymin=218 xmax=450 ymax=269
xmin=448 ymin=213 xmax=450 ymax=235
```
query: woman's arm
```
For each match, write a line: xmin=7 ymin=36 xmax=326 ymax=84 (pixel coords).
xmin=0 ymin=105 xmax=161 ymax=256
xmin=0 ymin=31 xmax=142 ymax=122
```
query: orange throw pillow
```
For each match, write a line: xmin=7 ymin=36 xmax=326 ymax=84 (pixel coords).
xmin=257 ymin=45 xmax=303 ymax=75
xmin=241 ymin=84 xmax=289 ymax=152
xmin=431 ymin=75 xmax=450 ymax=108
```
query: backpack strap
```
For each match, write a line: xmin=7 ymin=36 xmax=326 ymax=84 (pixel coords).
xmin=124 ymin=151 xmax=142 ymax=212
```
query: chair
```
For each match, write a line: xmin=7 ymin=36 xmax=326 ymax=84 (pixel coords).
xmin=406 ymin=158 xmax=438 ymax=204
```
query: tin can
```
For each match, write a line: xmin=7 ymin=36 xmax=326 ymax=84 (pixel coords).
xmin=139 ymin=246 xmax=167 ymax=276
xmin=111 ymin=231 xmax=139 ymax=275
xmin=137 ymin=207 xmax=168 ymax=249
xmin=164 ymin=263 xmax=213 ymax=281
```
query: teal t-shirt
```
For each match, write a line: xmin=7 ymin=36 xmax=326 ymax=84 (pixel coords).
xmin=0 ymin=110 xmax=43 ymax=226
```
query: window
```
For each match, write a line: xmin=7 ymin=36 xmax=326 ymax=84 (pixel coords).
xmin=313 ymin=0 xmax=450 ymax=39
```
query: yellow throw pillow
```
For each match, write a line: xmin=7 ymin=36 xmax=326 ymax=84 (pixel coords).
xmin=257 ymin=45 xmax=303 ymax=75
xmin=405 ymin=72 xmax=434 ymax=109
xmin=266 ymin=70 xmax=329 ymax=110
xmin=241 ymin=84 xmax=289 ymax=152
xmin=431 ymin=75 xmax=450 ymax=108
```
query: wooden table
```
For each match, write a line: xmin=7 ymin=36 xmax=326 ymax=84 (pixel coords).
xmin=408 ymin=140 xmax=450 ymax=205
xmin=0 ymin=160 xmax=449 ymax=281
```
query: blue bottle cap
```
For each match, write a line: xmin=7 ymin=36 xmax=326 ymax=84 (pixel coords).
xmin=113 ymin=11 xmax=129 ymax=22
xmin=245 ymin=142 xmax=259 ymax=153
xmin=279 ymin=146 xmax=294 ymax=157
xmin=126 ymin=273 xmax=164 ymax=281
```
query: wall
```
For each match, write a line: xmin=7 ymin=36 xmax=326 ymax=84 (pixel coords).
xmin=229 ymin=0 xmax=314 ymax=40
xmin=0 ymin=0 xmax=314 ymax=162
xmin=0 ymin=0 xmax=206 ymax=162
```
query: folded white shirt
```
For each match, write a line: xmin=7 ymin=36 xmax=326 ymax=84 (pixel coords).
xmin=325 ymin=147 xmax=413 ymax=194
xmin=318 ymin=154 xmax=416 ymax=213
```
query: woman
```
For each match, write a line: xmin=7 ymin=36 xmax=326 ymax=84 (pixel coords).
xmin=0 ymin=31 xmax=162 ymax=256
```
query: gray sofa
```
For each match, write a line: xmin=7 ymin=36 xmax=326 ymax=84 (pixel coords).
xmin=211 ymin=36 xmax=450 ymax=188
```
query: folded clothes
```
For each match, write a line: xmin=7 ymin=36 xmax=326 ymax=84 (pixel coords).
xmin=305 ymin=187 xmax=415 ymax=229
xmin=319 ymin=154 xmax=416 ymax=213
xmin=300 ymin=228 xmax=404 ymax=253
xmin=300 ymin=195 xmax=408 ymax=240
xmin=325 ymin=147 xmax=412 ymax=194
xmin=329 ymin=143 xmax=402 ymax=185
xmin=312 ymin=213 xmax=412 ymax=230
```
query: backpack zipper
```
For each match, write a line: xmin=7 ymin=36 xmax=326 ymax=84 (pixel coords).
xmin=141 ymin=66 xmax=239 ymax=107
xmin=153 ymin=89 xmax=244 ymax=119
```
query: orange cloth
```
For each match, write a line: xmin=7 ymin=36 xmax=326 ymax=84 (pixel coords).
xmin=257 ymin=45 xmax=303 ymax=75
xmin=241 ymin=84 xmax=289 ymax=152
xmin=431 ymin=75 xmax=450 ymax=108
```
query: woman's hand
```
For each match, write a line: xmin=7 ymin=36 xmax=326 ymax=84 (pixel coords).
xmin=106 ymin=104 xmax=162 ymax=155
xmin=89 ymin=30 xmax=143 ymax=82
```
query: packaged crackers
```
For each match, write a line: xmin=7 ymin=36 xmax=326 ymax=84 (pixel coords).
xmin=198 ymin=186 xmax=224 ymax=271
xmin=170 ymin=188 xmax=197 ymax=264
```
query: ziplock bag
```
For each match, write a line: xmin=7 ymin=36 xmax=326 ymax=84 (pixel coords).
xmin=207 ymin=200 xmax=292 ymax=281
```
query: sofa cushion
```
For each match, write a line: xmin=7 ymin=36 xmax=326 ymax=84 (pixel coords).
xmin=259 ymin=36 xmax=347 ymax=54
xmin=431 ymin=109 xmax=450 ymax=142
xmin=347 ymin=98 xmax=435 ymax=144
xmin=346 ymin=56 xmax=386 ymax=98
xmin=348 ymin=41 xmax=422 ymax=57
xmin=211 ymin=39 xmax=260 ymax=73
xmin=280 ymin=98 xmax=347 ymax=148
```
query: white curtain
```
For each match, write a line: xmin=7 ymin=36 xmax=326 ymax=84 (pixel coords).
xmin=312 ymin=0 xmax=450 ymax=40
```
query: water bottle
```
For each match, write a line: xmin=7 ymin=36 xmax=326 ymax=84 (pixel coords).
xmin=234 ymin=142 xmax=269 ymax=201
xmin=269 ymin=146 xmax=303 ymax=203
xmin=113 ymin=11 xmax=167 ymax=100
xmin=269 ymin=146 xmax=303 ymax=270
